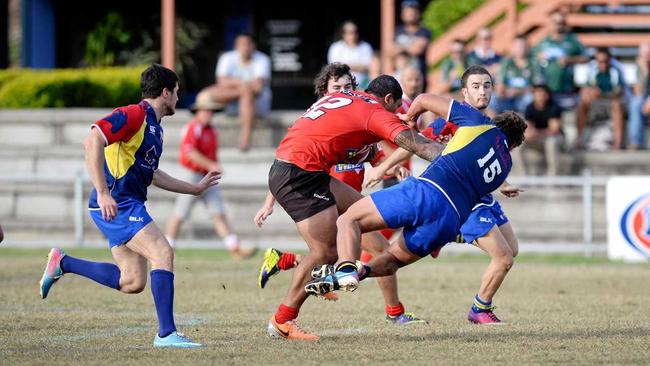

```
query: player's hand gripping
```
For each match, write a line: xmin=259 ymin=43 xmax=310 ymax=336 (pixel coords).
xmin=499 ymin=182 xmax=524 ymax=198
xmin=194 ymin=171 xmax=221 ymax=195
xmin=97 ymin=191 xmax=118 ymax=221
xmin=389 ymin=165 xmax=411 ymax=181
xmin=365 ymin=166 xmax=387 ymax=188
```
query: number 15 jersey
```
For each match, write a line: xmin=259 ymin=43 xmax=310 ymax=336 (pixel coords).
xmin=419 ymin=100 xmax=512 ymax=222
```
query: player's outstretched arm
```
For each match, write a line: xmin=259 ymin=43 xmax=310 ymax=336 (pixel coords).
xmin=394 ymin=129 xmax=444 ymax=162
xmin=405 ymin=93 xmax=454 ymax=122
xmin=152 ymin=169 xmax=221 ymax=195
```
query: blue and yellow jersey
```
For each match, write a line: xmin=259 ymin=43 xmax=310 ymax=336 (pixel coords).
xmin=419 ymin=101 xmax=511 ymax=222
xmin=89 ymin=100 xmax=163 ymax=206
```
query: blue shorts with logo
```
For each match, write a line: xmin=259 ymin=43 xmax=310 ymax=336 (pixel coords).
xmin=460 ymin=198 xmax=509 ymax=244
xmin=371 ymin=177 xmax=460 ymax=257
xmin=89 ymin=199 xmax=153 ymax=248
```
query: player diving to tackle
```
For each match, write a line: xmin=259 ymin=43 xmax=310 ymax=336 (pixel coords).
xmin=305 ymin=68 xmax=527 ymax=327
xmin=365 ymin=65 xmax=523 ymax=323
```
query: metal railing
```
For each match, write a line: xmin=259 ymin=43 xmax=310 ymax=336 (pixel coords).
xmin=0 ymin=170 xmax=610 ymax=253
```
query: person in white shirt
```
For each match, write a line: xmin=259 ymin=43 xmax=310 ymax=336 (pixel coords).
xmin=205 ymin=33 xmax=272 ymax=151
xmin=327 ymin=21 xmax=374 ymax=89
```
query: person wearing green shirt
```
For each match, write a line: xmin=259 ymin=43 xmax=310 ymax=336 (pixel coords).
xmin=494 ymin=35 xmax=542 ymax=113
xmin=576 ymin=48 xmax=626 ymax=150
xmin=438 ymin=39 xmax=468 ymax=97
xmin=533 ymin=11 xmax=587 ymax=98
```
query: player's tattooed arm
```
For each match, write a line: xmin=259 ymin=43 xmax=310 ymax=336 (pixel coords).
xmin=394 ymin=129 xmax=444 ymax=162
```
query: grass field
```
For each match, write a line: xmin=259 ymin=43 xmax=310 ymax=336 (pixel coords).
xmin=1 ymin=248 xmax=649 ymax=365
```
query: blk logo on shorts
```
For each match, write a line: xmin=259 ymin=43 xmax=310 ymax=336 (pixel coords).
xmin=620 ymin=193 xmax=650 ymax=258
xmin=129 ymin=216 xmax=144 ymax=222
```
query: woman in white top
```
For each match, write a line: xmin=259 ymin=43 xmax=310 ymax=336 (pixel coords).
xmin=327 ymin=21 xmax=374 ymax=89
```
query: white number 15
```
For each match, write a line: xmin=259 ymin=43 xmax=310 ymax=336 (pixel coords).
xmin=477 ymin=147 xmax=502 ymax=183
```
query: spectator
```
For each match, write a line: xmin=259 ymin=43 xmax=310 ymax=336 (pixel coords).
xmin=628 ymin=42 xmax=650 ymax=150
xmin=392 ymin=0 xmax=431 ymax=82
xmin=515 ymin=84 xmax=564 ymax=176
xmin=393 ymin=51 xmax=416 ymax=80
xmin=327 ymin=21 xmax=374 ymax=89
xmin=397 ymin=65 xmax=427 ymax=129
xmin=205 ymin=33 xmax=271 ymax=151
xmin=533 ymin=11 xmax=588 ymax=108
xmin=437 ymin=39 xmax=467 ymax=98
xmin=494 ymin=35 xmax=542 ymax=114
xmin=165 ymin=90 xmax=257 ymax=260
xmin=467 ymin=27 xmax=502 ymax=77
xmin=576 ymin=47 xmax=626 ymax=150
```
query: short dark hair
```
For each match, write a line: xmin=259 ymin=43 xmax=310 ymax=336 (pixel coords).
xmin=313 ymin=62 xmax=358 ymax=97
xmin=595 ymin=47 xmax=610 ymax=57
xmin=141 ymin=64 xmax=179 ymax=99
xmin=460 ymin=65 xmax=493 ymax=89
xmin=365 ymin=75 xmax=403 ymax=101
xmin=492 ymin=111 xmax=527 ymax=149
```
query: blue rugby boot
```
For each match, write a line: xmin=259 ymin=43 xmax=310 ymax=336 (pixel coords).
xmin=153 ymin=331 xmax=203 ymax=348
xmin=39 ymin=248 xmax=66 ymax=299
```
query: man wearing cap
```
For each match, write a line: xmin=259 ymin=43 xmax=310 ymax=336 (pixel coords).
xmin=164 ymin=91 xmax=257 ymax=259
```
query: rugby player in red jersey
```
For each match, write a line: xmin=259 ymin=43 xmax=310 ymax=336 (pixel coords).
xmin=257 ymin=63 xmax=424 ymax=325
xmin=254 ymin=74 xmax=443 ymax=340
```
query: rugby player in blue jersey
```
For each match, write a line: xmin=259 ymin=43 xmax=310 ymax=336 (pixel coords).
xmin=364 ymin=65 xmax=523 ymax=324
xmin=38 ymin=64 xmax=220 ymax=348
xmin=306 ymin=66 xmax=527 ymax=325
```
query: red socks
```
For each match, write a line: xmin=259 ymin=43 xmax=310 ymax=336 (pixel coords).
xmin=380 ymin=228 xmax=394 ymax=240
xmin=275 ymin=304 xmax=299 ymax=324
xmin=385 ymin=302 xmax=405 ymax=317
xmin=278 ymin=252 xmax=296 ymax=270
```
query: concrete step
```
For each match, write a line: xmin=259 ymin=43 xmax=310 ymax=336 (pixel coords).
xmin=0 ymin=109 xmax=301 ymax=149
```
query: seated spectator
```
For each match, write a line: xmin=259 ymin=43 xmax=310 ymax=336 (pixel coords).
xmin=437 ymin=39 xmax=467 ymax=98
xmin=576 ymin=48 xmax=626 ymax=150
xmin=514 ymin=84 xmax=563 ymax=176
xmin=628 ymin=42 xmax=650 ymax=150
xmin=533 ymin=11 xmax=588 ymax=109
xmin=205 ymin=33 xmax=271 ymax=151
xmin=494 ymin=35 xmax=542 ymax=114
xmin=327 ymin=21 xmax=374 ymax=89
xmin=467 ymin=27 xmax=502 ymax=77
xmin=392 ymin=0 xmax=431 ymax=83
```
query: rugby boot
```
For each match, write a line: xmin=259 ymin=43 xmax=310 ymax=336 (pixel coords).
xmin=467 ymin=308 xmax=503 ymax=324
xmin=386 ymin=312 xmax=429 ymax=325
xmin=258 ymin=248 xmax=282 ymax=288
xmin=267 ymin=316 xmax=319 ymax=341
xmin=153 ymin=331 xmax=203 ymax=348
xmin=39 ymin=248 xmax=66 ymax=299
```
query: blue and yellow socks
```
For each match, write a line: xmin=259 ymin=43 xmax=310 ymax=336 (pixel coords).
xmin=471 ymin=294 xmax=492 ymax=313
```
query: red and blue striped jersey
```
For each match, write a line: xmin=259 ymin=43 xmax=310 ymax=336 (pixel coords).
xmin=89 ymin=100 xmax=163 ymax=206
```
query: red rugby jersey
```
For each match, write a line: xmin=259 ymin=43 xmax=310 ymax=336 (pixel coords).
xmin=275 ymin=91 xmax=409 ymax=172
xmin=179 ymin=119 xmax=218 ymax=174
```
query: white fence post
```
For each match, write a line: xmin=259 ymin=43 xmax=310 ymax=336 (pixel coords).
xmin=582 ymin=169 xmax=593 ymax=257
xmin=74 ymin=171 xmax=85 ymax=247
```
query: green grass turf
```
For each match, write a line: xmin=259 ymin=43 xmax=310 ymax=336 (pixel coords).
xmin=1 ymin=248 xmax=649 ymax=365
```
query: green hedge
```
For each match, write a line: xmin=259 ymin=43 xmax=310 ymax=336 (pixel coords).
xmin=422 ymin=0 xmax=486 ymax=40
xmin=0 ymin=67 xmax=145 ymax=108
